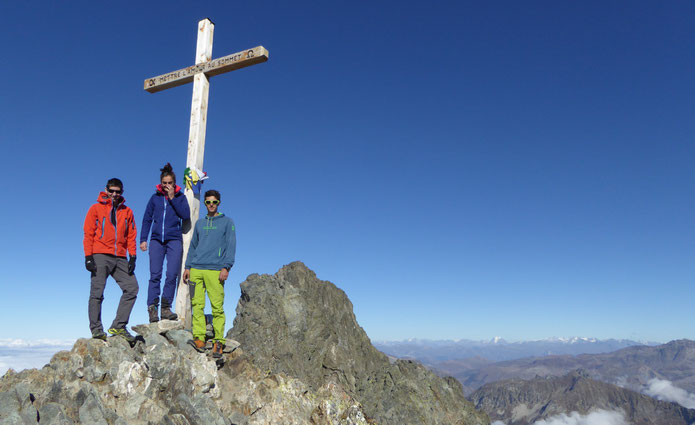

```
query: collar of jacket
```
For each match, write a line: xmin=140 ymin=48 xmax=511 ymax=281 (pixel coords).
xmin=97 ymin=191 xmax=127 ymax=208
xmin=205 ymin=212 xmax=225 ymax=220
xmin=156 ymin=184 xmax=183 ymax=196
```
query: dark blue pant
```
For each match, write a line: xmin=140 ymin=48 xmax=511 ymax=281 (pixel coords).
xmin=147 ymin=239 xmax=183 ymax=307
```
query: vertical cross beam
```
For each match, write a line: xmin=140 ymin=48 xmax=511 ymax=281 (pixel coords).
xmin=175 ymin=19 xmax=214 ymax=328
xmin=145 ymin=18 xmax=268 ymax=330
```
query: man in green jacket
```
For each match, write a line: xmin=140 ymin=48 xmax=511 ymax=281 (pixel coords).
xmin=183 ymin=189 xmax=236 ymax=358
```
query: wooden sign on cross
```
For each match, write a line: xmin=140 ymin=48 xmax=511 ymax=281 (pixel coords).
xmin=144 ymin=18 xmax=268 ymax=328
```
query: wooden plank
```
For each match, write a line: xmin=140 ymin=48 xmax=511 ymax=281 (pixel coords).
xmin=175 ymin=18 xmax=214 ymax=328
xmin=144 ymin=46 xmax=269 ymax=93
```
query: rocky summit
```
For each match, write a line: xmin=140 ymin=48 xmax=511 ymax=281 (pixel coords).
xmin=228 ymin=261 xmax=489 ymax=425
xmin=0 ymin=320 xmax=369 ymax=425
xmin=0 ymin=262 xmax=489 ymax=425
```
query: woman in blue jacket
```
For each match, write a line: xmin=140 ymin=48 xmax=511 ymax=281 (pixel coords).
xmin=140 ymin=163 xmax=190 ymax=322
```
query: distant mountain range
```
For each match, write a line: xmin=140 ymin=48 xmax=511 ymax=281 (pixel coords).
xmin=374 ymin=337 xmax=658 ymax=363
xmin=436 ymin=339 xmax=695 ymax=396
xmin=470 ymin=370 xmax=695 ymax=425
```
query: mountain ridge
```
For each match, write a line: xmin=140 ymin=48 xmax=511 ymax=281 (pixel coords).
xmin=228 ymin=261 xmax=488 ymax=425
xmin=0 ymin=262 xmax=489 ymax=425
xmin=374 ymin=336 xmax=655 ymax=364
xmin=470 ymin=369 xmax=695 ymax=425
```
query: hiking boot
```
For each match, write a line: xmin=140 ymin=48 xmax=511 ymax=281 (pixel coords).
xmin=91 ymin=330 xmax=107 ymax=341
xmin=188 ymin=338 xmax=205 ymax=353
xmin=108 ymin=327 xmax=136 ymax=343
xmin=160 ymin=303 xmax=178 ymax=321
xmin=148 ymin=304 xmax=159 ymax=323
xmin=212 ymin=341 xmax=224 ymax=358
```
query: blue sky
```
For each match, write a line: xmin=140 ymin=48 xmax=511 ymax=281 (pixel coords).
xmin=0 ymin=1 xmax=693 ymax=347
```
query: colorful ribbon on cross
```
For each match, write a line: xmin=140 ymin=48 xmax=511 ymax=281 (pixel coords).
xmin=183 ymin=166 xmax=209 ymax=195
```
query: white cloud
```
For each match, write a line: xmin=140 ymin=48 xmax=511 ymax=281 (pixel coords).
xmin=532 ymin=409 xmax=630 ymax=425
xmin=614 ymin=375 xmax=629 ymax=388
xmin=644 ymin=378 xmax=695 ymax=409
xmin=0 ymin=339 xmax=75 ymax=376
xmin=0 ymin=338 xmax=76 ymax=348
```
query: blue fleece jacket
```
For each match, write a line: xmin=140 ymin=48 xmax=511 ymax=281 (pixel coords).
xmin=140 ymin=186 xmax=191 ymax=243
xmin=185 ymin=213 xmax=236 ymax=271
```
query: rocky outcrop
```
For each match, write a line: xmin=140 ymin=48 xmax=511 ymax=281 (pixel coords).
xmin=0 ymin=321 xmax=370 ymax=424
xmin=0 ymin=262 xmax=489 ymax=425
xmin=228 ymin=261 xmax=489 ymax=425
xmin=469 ymin=370 xmax=695 ymax=425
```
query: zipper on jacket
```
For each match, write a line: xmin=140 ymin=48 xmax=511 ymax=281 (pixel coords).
xmin=112 ymin=205 xmax=118 ymax=255
xmin=162 ymin=196 xmax=167 ymax=243
xmin=219 ymin=247 xmax=222 ymax=257
xmin=100 ymin=217 xmax=105 ymax=239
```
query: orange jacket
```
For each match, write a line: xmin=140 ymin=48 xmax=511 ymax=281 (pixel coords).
xmin=83 ymin=192 xmax=137 ymax=258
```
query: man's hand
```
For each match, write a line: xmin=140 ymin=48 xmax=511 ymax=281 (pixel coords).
xmin=85 ymin=255 xmax=96 ymax=273
xmin=140 ymin=241 xmax=148 ymax=252
xmin=128 ymin=256 xmax=137 ymax=275
xmin=219 ymin=268 xmax=229 ymax=282
xmin=183 ymin=269 xmax=190 ymax=283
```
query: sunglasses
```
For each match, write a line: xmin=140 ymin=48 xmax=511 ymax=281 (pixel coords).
xmin=205 ymin=200 xmax=220 ymax=205
xmin=107 ymin=189 xmax=123 ymax=194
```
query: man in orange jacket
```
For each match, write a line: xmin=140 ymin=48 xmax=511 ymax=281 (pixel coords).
xmin=83 ymin=178 xmax=139 ymax=343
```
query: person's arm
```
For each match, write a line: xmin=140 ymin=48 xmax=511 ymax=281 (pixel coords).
xmin=222 ymin=218 xmax=236 ymax=270
xmin=184 ymin=221 xmax=199 ymax=270
xmin=169 ymin=192 xmax=190 ymax=221
xmin=127 ymin=209 xmax=138 ymax=258
xmin=83 ymin=205 xmax=97 ymax=256
xmin=140 ymin=196 xmax=154 ymax=244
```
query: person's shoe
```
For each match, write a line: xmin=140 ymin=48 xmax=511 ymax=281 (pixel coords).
xmin=212 ymin=341 xmax=224 ymax=358
xmin=160 ymin=303 xmax=178 ymax=321
xmin=188 ymin=338 xmax=205 ymax=353
xmin=108 ymin=327 xmax=136 ymax=343
xmin=148 ymin=305 xmax=159 ymax=323
xmin=91 ymin=330 xmax=107 ymax=341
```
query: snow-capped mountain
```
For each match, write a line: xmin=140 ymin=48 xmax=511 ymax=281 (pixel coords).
xmin=373 ymin=337 xmax=658 ymax=363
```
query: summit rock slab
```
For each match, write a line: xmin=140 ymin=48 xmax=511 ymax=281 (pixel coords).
xmin=228 ymin=261 xmax=489 ymax=425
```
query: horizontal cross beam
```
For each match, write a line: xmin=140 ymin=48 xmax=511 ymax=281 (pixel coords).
xmin=144 ymin=45 xmax=269 ymax=93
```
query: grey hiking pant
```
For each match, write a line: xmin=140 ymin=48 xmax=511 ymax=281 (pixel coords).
xmin=89 ymin=254 xmax=139 ymax=333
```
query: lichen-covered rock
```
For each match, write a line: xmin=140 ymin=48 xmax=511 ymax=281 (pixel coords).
xmin=229 ymin=261 xmax=489 ymax=425
xmin=132 ymin=319 xmax=184 ymax=336
xmin=0 ymin=322 xmax=370 ymax=424
xmin=1 ymin=262 xmax=485 ymax=425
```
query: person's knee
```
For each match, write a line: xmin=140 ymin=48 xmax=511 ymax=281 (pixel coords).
xmin=89 ymin=286 xmax=105 ymax=298
xmin=124 ymin=280 xmax=139 ymax=296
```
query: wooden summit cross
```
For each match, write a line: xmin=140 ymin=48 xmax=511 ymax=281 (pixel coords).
xmin=144 ymin=18 xmax=268 ymax=328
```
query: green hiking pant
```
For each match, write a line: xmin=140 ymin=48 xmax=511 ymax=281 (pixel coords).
xmin=189 ymin=268 xmax=226 ymax=344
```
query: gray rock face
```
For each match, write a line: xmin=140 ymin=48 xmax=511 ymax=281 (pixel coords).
xmin=1 ymin=320 xmax=369 ymax=424
xmin=228 ymin=261 xmax=489 ymax=425
xmin=470 ymin=370 xmax=695 ymax=425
